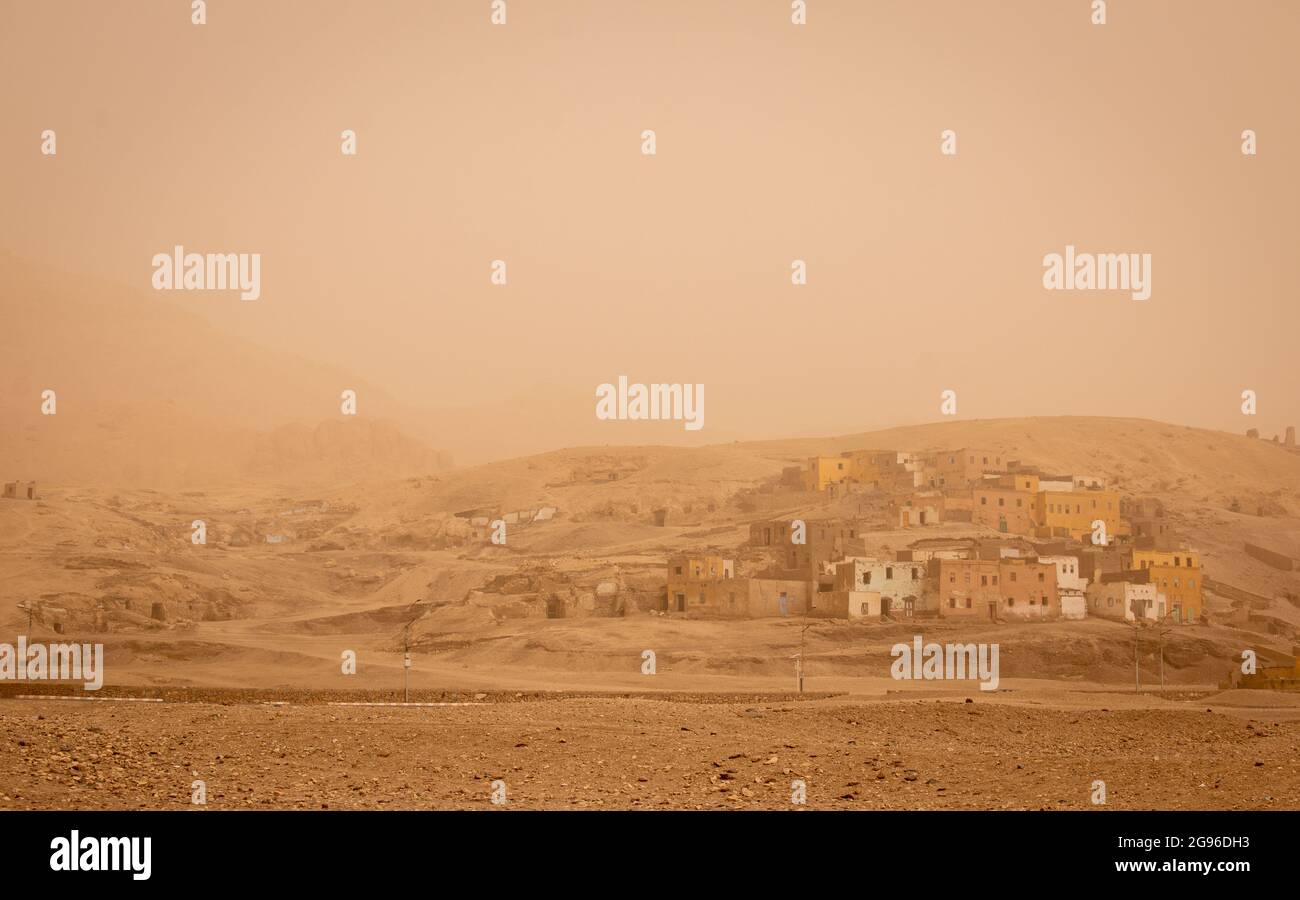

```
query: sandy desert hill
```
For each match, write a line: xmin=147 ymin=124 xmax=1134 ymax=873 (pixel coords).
xmin=0 ymin=254 xmax=450 ymax=486
xmin=3 ymin=414 xmax=1300 ymax=695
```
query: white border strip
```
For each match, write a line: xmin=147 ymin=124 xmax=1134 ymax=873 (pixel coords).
xmin=12 ymin=695 xmax=163 ymax=703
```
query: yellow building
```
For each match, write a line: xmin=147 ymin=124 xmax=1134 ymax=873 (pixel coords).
xmin=802 ymin=456 xmax=851 ymax=491
xmin=802 ymin=450 xmax=915 ymax=491
xmin=1131 ymin=549 xmax=1203 ymax=624
xmin=839 ymin=450 xmax=909 ymax=489
xmin=666 ymin=555 xmax=734 ymax=613
xmin=1034 ymin=489 xmax=1126 ymax=541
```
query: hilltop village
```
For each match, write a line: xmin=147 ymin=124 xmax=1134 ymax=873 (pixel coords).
xmin=668 ymin=448 xmax=1206 ymax=626
xmin=9 ymin=425 xmax=1298 ymax=655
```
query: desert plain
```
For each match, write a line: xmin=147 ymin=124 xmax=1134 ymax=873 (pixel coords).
xmin=3 ymin=414 xmax=1300 ymax=810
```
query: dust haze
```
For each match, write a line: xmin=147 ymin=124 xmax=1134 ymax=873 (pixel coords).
xmin=2 ymin=1 xmax=1300 ymax=812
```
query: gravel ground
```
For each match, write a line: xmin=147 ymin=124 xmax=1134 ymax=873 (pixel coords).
xmin=2 ymin=694 xmax=1298 ymax=810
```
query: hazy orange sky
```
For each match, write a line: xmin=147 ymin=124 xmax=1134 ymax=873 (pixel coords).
xmin=3 ymin=0 xmax=1298 ymax=462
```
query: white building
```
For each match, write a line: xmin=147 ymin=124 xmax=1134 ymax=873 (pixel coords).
xmin=1039 ymin=555 xmax=1087 ymax=592
xmin=834 ymin=557 xmax=925 ymax=617
xmin=1040 ymin=554 xmax=1087 ymax=619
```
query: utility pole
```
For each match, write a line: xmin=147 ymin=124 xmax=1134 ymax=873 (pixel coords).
xmin=1134 ymin=626 xmax=1140 ymax=693
xmin=798 ymin=627 xmax=805 ymax=693
xmin=797 ymin=621 xmax=812 ymax=693
xmin=1158 ymin=628 xmax=1171 ymax=693
xmin=401 ymin=599 xmax=429 ymax=704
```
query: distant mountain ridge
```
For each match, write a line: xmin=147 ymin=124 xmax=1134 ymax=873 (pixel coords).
xmin=0 ymin=254 xmax=450 ymax=487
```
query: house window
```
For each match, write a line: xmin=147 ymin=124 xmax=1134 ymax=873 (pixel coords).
xmin=948 ymin=598 xmax=956 ymax=608
xmin=981 ymin=575 xmax=988 ymax=586
xmin=1008 ymin=598 xmax=1015 ymax=607
xmin=992 ymin=575 xmax=999 ymax=585
xmin=674 ymin=566 xmax=682 ymax=575
xmin=886 ymin=567 xmax=893 ymax=579
xmin=965 ymin=598 xmax=972 ymax=608
xmin=1038 ymin=573 xmax=1045 ymax=583
xmin=1010 ymin=572 xmax=1017 ymax=582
